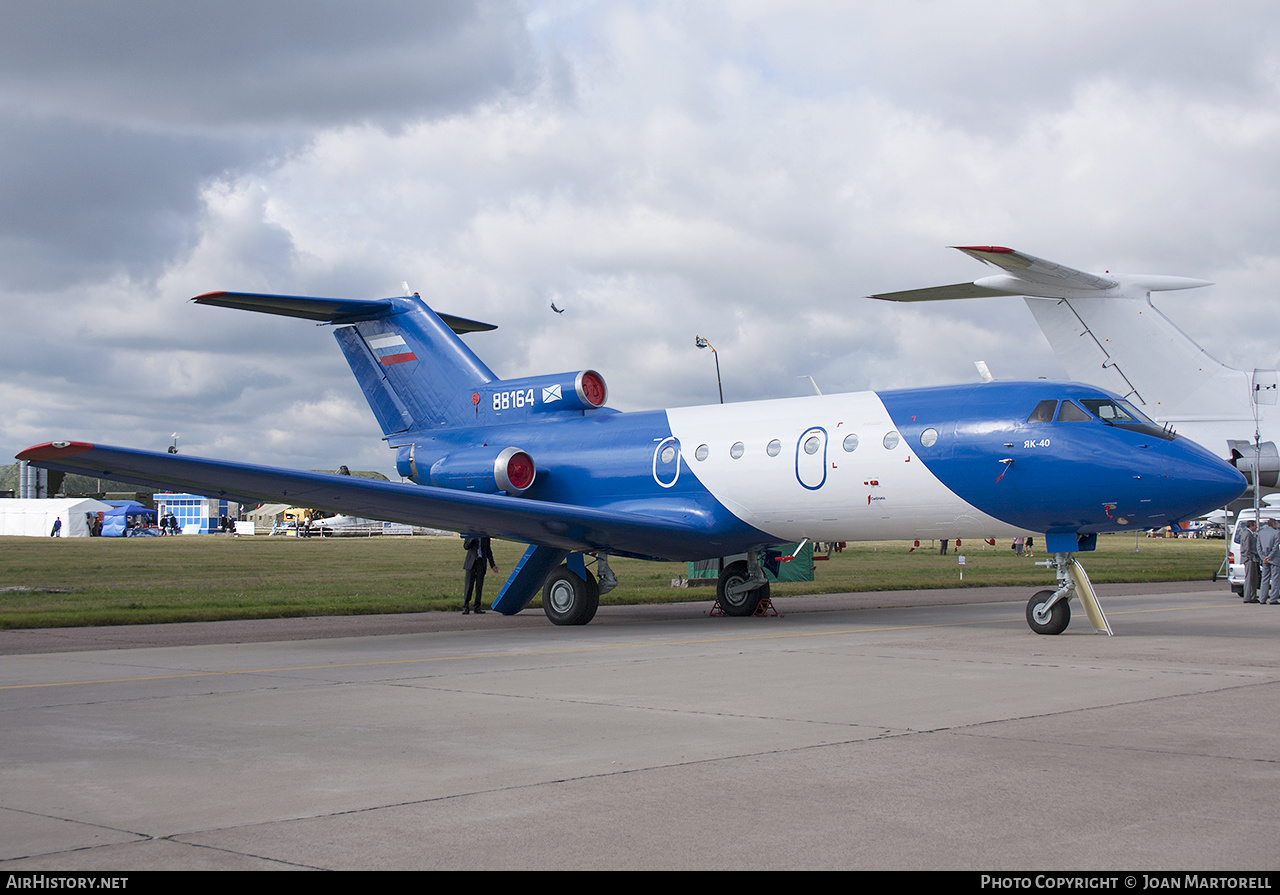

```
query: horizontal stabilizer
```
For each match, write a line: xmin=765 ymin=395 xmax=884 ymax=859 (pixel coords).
xmin=192 ymin=292 xmax=497 ymax=334
xmin=16 ymin=441 xmax=716 ymax=559
xmin=869 ymin=282 xmax=1009 ymax=302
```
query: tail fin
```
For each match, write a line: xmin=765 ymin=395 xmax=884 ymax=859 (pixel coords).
xmin=193 ymin=291 xmax=498 ymax=435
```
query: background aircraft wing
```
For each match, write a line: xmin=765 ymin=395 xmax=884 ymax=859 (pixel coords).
xmin=870 ymin=246 xmax=1119 ymax=302
xmin=869 ymin=282 xmax=1009 ymax=302
xmin=16 ymin=442 xmax=711 ymax=557
xmin=949 ymin=246 xmax=1118 ymax=291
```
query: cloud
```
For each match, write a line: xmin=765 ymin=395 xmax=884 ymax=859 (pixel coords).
xmin=0 ymin=1 xmax=534 ymax=130
xmin=0 ymin=1 xmax=534 ymax=293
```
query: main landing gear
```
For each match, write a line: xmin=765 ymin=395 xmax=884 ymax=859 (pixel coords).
xmin=1026 ymin=552 xmax=1113 ymax=636
xmin=542 ymin=553 xmax=617 ymax=626
xmin=716 ymin=553 xmax=771 ymax=617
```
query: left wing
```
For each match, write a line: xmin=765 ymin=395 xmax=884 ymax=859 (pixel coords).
xmin=16 ymin=442 xmax=717 ymax=559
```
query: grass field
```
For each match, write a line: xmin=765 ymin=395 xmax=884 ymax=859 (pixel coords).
xmin=0 ymin=532 xmax=1230 ymax=629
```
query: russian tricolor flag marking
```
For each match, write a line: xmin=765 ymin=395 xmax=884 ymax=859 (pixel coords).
xmin=367 ymin=333 xmax=417 ymax=365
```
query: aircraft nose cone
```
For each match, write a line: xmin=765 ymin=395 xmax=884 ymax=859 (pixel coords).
xmin=1169 ymin=446 xmax=1247 ymax=517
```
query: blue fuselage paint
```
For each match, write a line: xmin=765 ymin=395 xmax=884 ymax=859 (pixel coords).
xmin=877 ymin=382 xmax=1246 ymax=537
xmin=392 ymin=380 xmax=1245 ymax=561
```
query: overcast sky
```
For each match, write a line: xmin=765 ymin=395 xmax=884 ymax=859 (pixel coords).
xmin=4 ymin=0 xmax=1280 ymax=477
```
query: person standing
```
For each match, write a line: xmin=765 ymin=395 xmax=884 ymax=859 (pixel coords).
xmin=462 ymin=536 xmax=498 ymax=614
xmin=1257 ymin=518 xmax=1280 ymax=604
xmin=1241 ymin=520 xmax=1261 ymax=603
xmin=50 ymin=517 xmax=61 ymax=537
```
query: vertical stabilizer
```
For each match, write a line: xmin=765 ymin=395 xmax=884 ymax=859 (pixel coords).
xmin=193 ymin=291 xmax=499 ymax=436
xmin=332 ymin=298 xmax=498 ymax=434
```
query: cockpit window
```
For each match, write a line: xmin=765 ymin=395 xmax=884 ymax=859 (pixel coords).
xmin=1080 ymin=399 xmax=1154 ymax=424
xmin=1027 ymin=400 xmax=1057 ymax=423
xmin=1057 ymin=401 xmax=1091 ymax=422
xmin=1078 ymin=397 xmax=1174 ymax=440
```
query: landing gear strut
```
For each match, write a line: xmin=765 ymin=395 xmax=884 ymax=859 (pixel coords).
xmin=1026 ymin=552 xmax=1113 ymax=636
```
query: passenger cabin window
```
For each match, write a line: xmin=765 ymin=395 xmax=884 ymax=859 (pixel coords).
xmin=1057 ymin=401 xmax=1091 ymax=422
xmin=1027 ymin=400 xmax=1057 ymax=423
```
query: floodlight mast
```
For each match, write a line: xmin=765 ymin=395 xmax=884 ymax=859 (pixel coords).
xmin=695 ymin=335 xmax=723 ymax=404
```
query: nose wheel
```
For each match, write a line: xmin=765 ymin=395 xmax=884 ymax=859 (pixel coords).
xmin=1026 ymin=552 xmax=1112 ymax=636
xmin=1026 ymin=588 xmax=1071 ymax=635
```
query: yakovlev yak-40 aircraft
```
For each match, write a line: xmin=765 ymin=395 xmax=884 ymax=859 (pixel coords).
xmin=18 ymin=289 xmax=1246 ymax=635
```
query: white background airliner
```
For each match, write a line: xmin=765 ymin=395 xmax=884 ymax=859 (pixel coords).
xmin=872 ymin=246 xmax=1278 ymax=494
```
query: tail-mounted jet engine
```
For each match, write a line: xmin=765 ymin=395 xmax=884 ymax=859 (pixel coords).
xmin=1228 ymin=440 xmax=1279 ymax=489
xmin=475 ymin=370 xmax=608 ymax=417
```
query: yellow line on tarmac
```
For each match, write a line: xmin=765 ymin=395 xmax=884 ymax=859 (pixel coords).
xmin=0 ymin=600 xmax=1236 ymax=692
xmin=0 ymin=619 xmax=985 ymax=691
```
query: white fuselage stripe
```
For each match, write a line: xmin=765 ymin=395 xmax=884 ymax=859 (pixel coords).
xmin=666 ymin=392 xmax=1022 ymax=542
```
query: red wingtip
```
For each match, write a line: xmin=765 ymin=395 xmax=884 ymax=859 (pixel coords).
xmin=951 ymin=245 xmax=1013 ymax=253
xmin=16 ymin=441 xmax=96 ymax=461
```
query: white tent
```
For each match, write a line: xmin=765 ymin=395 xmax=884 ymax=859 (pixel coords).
xmin=0 ymin=498 xmax=113 ymax=537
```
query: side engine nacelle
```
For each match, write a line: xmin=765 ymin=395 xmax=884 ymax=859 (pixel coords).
xmin=398 ymin=444 xmax=537 ymax=494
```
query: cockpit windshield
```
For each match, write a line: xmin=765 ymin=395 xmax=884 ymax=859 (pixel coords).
xmin=1080 ymin=399 xmax=1150 ymax=424
xmin=1032 ymin=397 xmax=1174 ymax=439
xmin=1079 ymin=398 xmax=1174 ymax=440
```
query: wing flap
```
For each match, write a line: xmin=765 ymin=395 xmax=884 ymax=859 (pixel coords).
xmin=16 ymin=442 xmax=712 ymax=558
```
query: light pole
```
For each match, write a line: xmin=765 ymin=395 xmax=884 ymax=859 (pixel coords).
xmin=695 ymin=335 xmax=723 ymax=404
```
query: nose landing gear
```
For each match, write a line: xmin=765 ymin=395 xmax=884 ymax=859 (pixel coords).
xmin=1026 ymin=552 xmax=1113 ymax=636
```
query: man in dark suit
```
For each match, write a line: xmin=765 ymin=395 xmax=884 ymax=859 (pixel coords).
xmin=462 ymin=535 xmax=498 ymax=614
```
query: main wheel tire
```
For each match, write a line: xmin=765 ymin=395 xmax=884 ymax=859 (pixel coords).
xmin=1026 ymin=589 xmax=1070 ymax=635
xmin=542 ymin=565 xmax=600 ymax=626
xmin=717 ymin=560 xmax=770 ymax=617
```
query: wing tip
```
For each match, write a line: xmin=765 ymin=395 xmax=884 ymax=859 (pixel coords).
xmin=17 ymin=441 xmax=96 ymax=462
xmin=951 ymin=245 xmax=1014 ymax=254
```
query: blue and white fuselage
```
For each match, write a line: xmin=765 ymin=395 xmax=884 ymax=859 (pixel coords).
xmin=393 ymin=381 xmax=1243 ymax=561
xmin=17 ymin=289 xmax=1246 ymax=632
